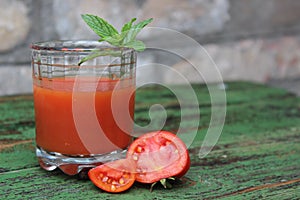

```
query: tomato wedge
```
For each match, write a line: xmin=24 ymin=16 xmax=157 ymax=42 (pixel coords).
xmin=88 ymin=159 xmax=136 ymax=193
xmin=127 ymin=131 xmax=190 ymax=183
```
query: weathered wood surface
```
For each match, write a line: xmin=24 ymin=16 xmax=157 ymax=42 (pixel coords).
xmin=0 ymin=82 xmax=300 ymax=199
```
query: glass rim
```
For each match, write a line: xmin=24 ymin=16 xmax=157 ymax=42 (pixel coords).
xmin=30 ymin=40 xmax=135 ymax=53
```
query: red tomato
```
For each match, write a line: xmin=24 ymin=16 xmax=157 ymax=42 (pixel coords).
xmin=88 ymin=159 xmax=136 ymax=193
xmin=127 ymin=131 xmax=190 ymax=183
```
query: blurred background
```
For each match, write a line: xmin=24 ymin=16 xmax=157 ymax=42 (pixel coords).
xmin=1 ymin=0 xmax=300 ymax=96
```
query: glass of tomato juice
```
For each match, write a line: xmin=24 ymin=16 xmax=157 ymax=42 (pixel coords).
xmin=31 ymin=41 xmax=136 ymax=175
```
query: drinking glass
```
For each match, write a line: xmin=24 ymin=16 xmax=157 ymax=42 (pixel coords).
xmin=31 ymin=40 xmax=136 ymax=175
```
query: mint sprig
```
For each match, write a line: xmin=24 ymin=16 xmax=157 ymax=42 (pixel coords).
xmin=81 ymin=14 xmax=119 ymax=38
xmin=79 ymin=14 xmax=153 ymax=65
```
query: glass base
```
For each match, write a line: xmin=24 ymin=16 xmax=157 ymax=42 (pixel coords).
xmin=36 ymin=147 xmax=127 ymax=176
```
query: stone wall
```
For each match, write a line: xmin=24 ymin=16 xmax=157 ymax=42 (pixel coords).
xmin=1 ymin=0 xmax=300 ymax=95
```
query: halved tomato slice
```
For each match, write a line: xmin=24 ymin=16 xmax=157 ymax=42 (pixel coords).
xmin=127 ymin=131 xmax=190 ymax=183
xmin=88 ymin=159 xmax=136 ymax=193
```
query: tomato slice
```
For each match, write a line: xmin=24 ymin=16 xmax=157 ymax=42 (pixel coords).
xmin=127 ymin=131 xmax=190 ymax=183
xmin=88 ymin=159 xmax=136 ymax=193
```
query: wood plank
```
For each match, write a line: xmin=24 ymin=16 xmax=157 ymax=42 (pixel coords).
xmin=0 ymin=82 xmax=300 ymax=199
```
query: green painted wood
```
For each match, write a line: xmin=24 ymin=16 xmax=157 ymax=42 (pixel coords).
xmin=1 ymin=82 xmax=300 ymax=199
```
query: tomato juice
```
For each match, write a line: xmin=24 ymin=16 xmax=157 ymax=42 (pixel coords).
xmin=33 ymin=77 xmax=135 ymax=156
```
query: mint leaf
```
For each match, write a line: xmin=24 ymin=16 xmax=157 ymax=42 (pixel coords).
xmin=100 ymin=34 xmax=123 ymax=45
xmin=124 ymin=40 xmax=145 ymax=52
xmin=81 ymin=14 xmax=119 ymax=38
xmin=120 ymin=18 xmax=138 ymax=44
xmin=78 ymin=51 xmax=102 ymax=66
xmin=133 ymin=18 xmax=153 ymax=30
xmin=79 ymin=15 xmax=153 ymax=65
xmin=78 ymin=49 xmax=122 ymax=66
xmin=121 ymin=18 xmax=137 ymax=33
xmin=131 ymin=18 xmax=153 ymax=37
xmin=123 ymin=18 xmax=153 ymax=44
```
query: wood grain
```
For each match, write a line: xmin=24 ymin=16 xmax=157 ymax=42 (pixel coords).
xmin=0 ymin=82 xmax=300 ymax=199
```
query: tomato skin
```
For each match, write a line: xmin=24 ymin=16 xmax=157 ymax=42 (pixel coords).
xmin=127 ymin=131 xmax=190 ymax=183
xmin=176 ymin=151 xmax=190 ymax=178
xmin=88 ymin=159 xmax=136 ymax=193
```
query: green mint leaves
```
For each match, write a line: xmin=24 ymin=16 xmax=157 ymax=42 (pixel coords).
xmin=82 ymin=14 xmax=153 ymax=50
xmin=78 ymin=14 xmax=153 ymax=65
xmin=81 ymin=14 xmax=119 ymax=39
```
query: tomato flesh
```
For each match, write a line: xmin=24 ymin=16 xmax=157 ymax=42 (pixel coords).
xmin=88 ymin=159 xmax=136 ymax=193
xmin=127 ymin=131 xmax=190 ymax=183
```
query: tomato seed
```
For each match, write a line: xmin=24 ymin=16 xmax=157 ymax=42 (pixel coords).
xmin=154 ymin=135 xmax=167 ymax=145
xmin=111 ymin=185 xmax=116 ymax=191
xmin=102 ymin=176 xmax=108 ymax=182
xmin=119 ymin=178 xmax=125 ymax=184
xmin=136 ymin=146 xmax=143 ymax=153
xmin=133 ymin=154 xmax=139 ymax=160
xmin=112 ymin=180 xmax=118 ymax=185
xmin=98 ymin=173 xmax=104 ymax=179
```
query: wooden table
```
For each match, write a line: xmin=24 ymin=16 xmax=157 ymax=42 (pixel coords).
xmin=1 ymin=82 xmax=300 ymax=199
